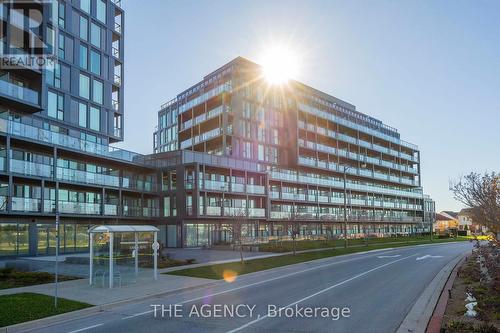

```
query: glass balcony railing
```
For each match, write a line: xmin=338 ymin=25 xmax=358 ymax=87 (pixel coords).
xmin=10 ymin=159 xmax=53 ymax=178
xmin=104 ymin=204 xmax=118 ymax=215
xmin=0 ymin=79 xmax=39 ymax=105
xmin=11 ymin=197 xmax=41 ymax=212
xmin=298 ymin=103 xmax=418 ymax=151
xmin=248 ymin=208 xmax=265 ymax=218
xmin=0 ymin=118 xmax=147 ymax=164
xmin=246 ymin=184 xmax=265 ymax=195
xmin=56 ymin=167 xmax=120 ymax=187
xmin=178 ymin=82 xmax=232 ymax=114
xmin=231 ymin=183 xmax=245 ymax=193
xmin=203 ymin=180 xmax=229 ymax=191
xmin=205 ymin=206 xmax=222 ymax=216
xmin=58 ymin=201 xmax=101 ymax=215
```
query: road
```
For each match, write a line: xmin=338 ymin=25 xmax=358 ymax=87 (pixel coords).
xmin=28 ymin=242 xmax=471 ymax=333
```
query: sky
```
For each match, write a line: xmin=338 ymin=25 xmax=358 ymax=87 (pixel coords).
xmin=117 ymin=0 xmax=500 ymax=213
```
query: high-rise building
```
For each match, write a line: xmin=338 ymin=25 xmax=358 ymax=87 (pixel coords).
xmin=0 ymin=0 xmax=160 ymax=257
xmin=153 ymin=57 xmax=435 ymax=247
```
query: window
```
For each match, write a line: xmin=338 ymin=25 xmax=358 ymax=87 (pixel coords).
xmin=89 ymin=106 xmax=100 ymax=131
xmin=78 ymin=102 xmax=87 ymax=127
xmin=46 ymin=27 xmax=55 ymax=53
xmin=48 ymin=91 xmax=64 ymax=120
xmin=90 ymin=23 xmax=100 ymax=48
xmin=258 ymin=144 xmax=264 ymax=161
xmin=96 ymin=0 xmax=106 ymax=23
xmin=242 ymin=141 xmax=252 ymax=159
xmin=80 ymin=0 xmax=90 ymax=13
xmin=46 ymin=63 xmax=61 ymax=88
xmin=52 ymin=0 xmax=65 ymax=28
xmin=58 ymin=1 xmax=65 ymax=28
xmin=92 ymin=79 xmax=103 ymax=104
xmin=90 ymin=50 xmax=100 ymax=75
xmin=57 ymin=33 xmax=65 ymax=59
xmin=163 ymin=197 xmax=170 ymax=217
xmin=79 ymin=44 xmax=88 ymax=69
xmin=79 ymin=16 xmax=88 ymax=41
xmin=79 ymin=74 xmax=90 ymax=99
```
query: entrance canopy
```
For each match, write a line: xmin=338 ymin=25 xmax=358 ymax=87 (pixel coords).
xmin=88 ymin=225 xmax=160 ymax=288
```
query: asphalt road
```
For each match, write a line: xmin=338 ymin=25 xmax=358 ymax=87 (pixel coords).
xmin=28 ymin=242 xmax=471 ymax=333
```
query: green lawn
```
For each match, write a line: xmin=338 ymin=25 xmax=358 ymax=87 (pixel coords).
xmin=0 ymin=293 xmax=91 ymax=327
xmin=259 ymin=235 xmax=466 ymax=253
xmin=167 ymin=237 xmax=467 ymax=280
xmin=0 ymin=268 xmax=80 ymax=290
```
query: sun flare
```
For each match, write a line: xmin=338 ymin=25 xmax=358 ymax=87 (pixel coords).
xmin=259 ymin=46 xmax=299 ymax=85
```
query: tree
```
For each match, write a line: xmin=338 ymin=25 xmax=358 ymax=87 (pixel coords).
xmin=450 ymin=172 xmax=499 ymax=238
xmin=226 ymin=207 xmax=247 ymax=264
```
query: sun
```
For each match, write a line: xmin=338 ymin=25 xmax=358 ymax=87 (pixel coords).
xmin=259 ymin=46 xmax=299 ymax=85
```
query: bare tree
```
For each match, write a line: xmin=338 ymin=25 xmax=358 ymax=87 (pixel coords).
xmin=286 ymin=213 xmax=300 ymax=256
xmin=226 ymin=207 xmax=247 ymax=264
xmin=450 ymin=172 xmax=499 ymax=238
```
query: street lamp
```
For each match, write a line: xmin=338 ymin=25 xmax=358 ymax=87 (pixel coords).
xmin=342 ymin=163 xmax=366 ymax=248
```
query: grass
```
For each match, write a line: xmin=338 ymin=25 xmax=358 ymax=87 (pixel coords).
xmin=167 ymin=237 xmax=467 ymax=280
xmin=0 ymin=293 xmax=91 ymax=327
xmin=259 ymin=235 xmax=467 ymax=252
xmin=0 ymin=268 xmax=80 ymax=290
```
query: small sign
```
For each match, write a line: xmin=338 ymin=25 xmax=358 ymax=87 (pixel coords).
xmin=152 ymin=241 xmax=160 ymax=251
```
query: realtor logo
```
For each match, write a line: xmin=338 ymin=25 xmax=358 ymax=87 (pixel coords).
xmin=0 ymin=0 xmax=57 ymax=69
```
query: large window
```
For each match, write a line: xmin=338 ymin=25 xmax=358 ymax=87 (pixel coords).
xmin=80 ymin=0 xmax=90 ymax=14
xmin=48 ymin=91 xmax=64 ymax=120
xmin=78 ymin=102 xmax=87 ymax=127
xmin=79 ymin=16 xmax=88 ymax=41
xmin=46 ymin=63 xmax=61 ymax=88
xmin=58 ymin=33 xmax=65 ymax=59
xmin=92 ymin=79 xmax=103 ymax=104
xmin=90 ymin=23 xmax=101 ymax=48
xmin=79 ymin=44 xmax=88 ymax=69
xmin=89 ymin=106 xmax=100 ymax=131
xmin=79 ymin=74 xmax=90 ymax=99
xmin=90 ymin=49 xmax=100 ymax=75
xmin=96 ymin=0 xmax=106 ymax=23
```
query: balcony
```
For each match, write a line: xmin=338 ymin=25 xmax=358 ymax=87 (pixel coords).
xmin=11 ymin=197 xmax=41 ymax=212
xmin=0 ymin=118 xmax=147 ymax=164
xmin=248 ymin=208 xmax=265 ymax=218
xmin=104 ymin=204 xmax=118 ymax=215
xmin=58 ymin=201 xmax=101 ymax=215
xmin=246 ymin=184 xmax=265 ymax=195
xmin=0 ymin=79 xmax=41 ymax=111
xmin=10 ymin=159 xmax=53 ymax=178
xmin=206 ymin=206 xmax=222 ymax=216
xmin=56 ymin=167 xmax=120 ymax=187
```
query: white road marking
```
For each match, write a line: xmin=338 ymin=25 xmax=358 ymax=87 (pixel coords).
xmin=121 ymin=248 xmax=408 ymax=320
xmin=416 ymin=255 xmax=443 ymax=261
xmin=68 ymin=323 xmax=104 ymax=333
xmin=226 ymin=253 xmax=418 ymax=333
xmin=377 ymin=255 xmax=401 ymax=258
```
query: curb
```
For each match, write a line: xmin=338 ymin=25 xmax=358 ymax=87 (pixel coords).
xmin=426 ymin=254 xmax=468 ymax=333
xmin=0 ymin=280 xmax=220 ymax=333
xmin=396 ymin=250 xmax=469 ymax=333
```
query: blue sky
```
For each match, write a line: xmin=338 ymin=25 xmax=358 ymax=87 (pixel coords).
xmin=117 ymin=0 xmax=500 ymax=212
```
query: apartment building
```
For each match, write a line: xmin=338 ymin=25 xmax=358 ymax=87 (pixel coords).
xmin=0 ymin=0 xmax=160 ymax=257
xmin=153 ymin=57 xmax=435 ymax=247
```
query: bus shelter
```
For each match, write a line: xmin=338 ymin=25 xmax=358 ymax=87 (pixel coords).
xmin=88 ymin=225 xmax=160 ymax=288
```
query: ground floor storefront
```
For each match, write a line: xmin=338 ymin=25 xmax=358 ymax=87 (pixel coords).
xmin=176 ymin=221 xmax=431 ymax=248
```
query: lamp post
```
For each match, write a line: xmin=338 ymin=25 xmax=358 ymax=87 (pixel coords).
xmin=342 ymin=165 xmax=351 ymax=248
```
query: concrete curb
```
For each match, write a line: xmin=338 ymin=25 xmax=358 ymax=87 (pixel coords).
xmin=396 ymin=250 xmax=470 ymax=333
xmin=426 ymin=254 xmax=468 ymax=333
xmin=0 ymin=280 xmax=220 ymax=333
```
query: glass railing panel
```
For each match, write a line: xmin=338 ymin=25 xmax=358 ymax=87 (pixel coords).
xmin=59 ymin=202 xmax=100 ymax=215
xmin=11 ymin=197 xmax=41 ymax=212
xmin=206 ymin=206 xmax=222 ymax=216
xmin=246 ymin=184 xmax=265 ymax=194
xmin=0 ymin=79 xmax=39 ymax=105
xmin=104 ymin=204 xmax=118 ymax=215
xmin=231 ymin=183 xmax=245 ymax=193
xmin=11 ymin=159 xmax=53 ymax=178
xmin=270 ymin=211 xmax=291 ymax=219
xmin=248 ymin=208 xmax=265 ymax=217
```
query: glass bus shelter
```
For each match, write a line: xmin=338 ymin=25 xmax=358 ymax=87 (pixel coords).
xmin=88 ymin=225 xmax=160 ymax=288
